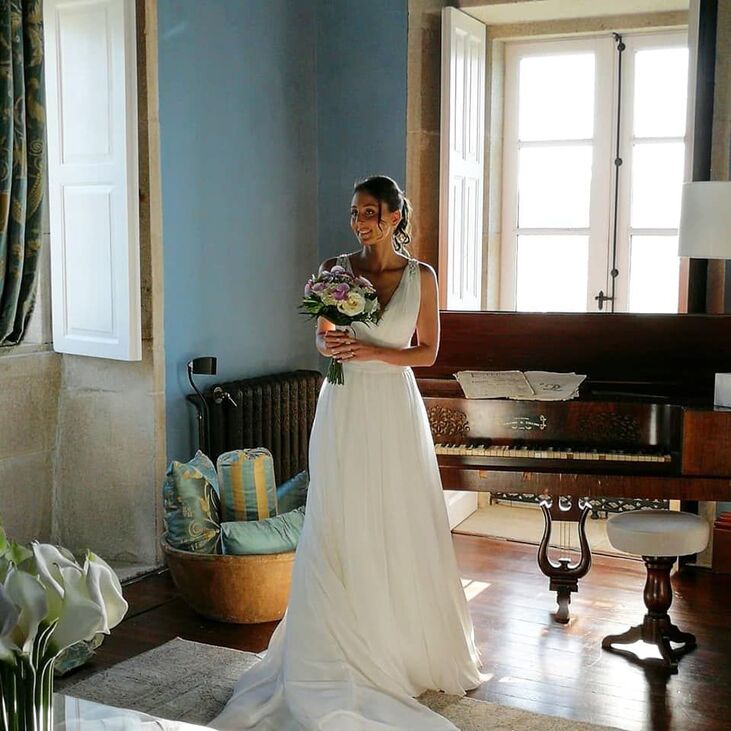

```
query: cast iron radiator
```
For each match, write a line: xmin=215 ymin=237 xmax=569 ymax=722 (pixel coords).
xmin=195 ymin=370 xmax=322 ymax=484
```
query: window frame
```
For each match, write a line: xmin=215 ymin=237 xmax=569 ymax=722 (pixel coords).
xmin=499 ymin=29 xmax=688 ymax=313
xmin=613 ymin=30 xmax=689 ymax=313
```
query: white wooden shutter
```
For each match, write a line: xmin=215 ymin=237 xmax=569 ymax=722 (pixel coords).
xmin=439 ymin=7 xmax=486 ymax=310
xmin=44 ymin=0 xmax=141 ymax=360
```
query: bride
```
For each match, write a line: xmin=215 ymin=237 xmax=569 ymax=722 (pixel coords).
xmin=210 ymin=175 xmax=483 ymax=731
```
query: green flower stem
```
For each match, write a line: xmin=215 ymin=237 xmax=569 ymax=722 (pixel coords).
xmin=0 ymin=625 xmax=57 ymax=731
xmin=326 ymin=358 xmax=344 ymax=385
xmin=0 ymin=661 xmax=19 ymax=731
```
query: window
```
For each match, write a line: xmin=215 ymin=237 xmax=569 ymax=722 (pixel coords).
xmin=500 ymin=31 xmax=688 ymax=313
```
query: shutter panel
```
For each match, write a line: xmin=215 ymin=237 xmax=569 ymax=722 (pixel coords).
xmin=439 ymin=7 xmax=486 ymax=310
xmin=44 ymin=0 xmax=141 ymax=360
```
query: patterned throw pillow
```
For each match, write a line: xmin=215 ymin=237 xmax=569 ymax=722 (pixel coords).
xmin=221 ymin=507 xmax=306 ymax=555
xmin=216 ymin=448 xmax=278 ymax=522
xmin=276 ymin=470 xmax=309 ymax=514
xmin=163 ymin=451 xmax=221 ymax=553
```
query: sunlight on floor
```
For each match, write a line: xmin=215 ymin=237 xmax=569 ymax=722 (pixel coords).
xmin=453 ymin=502 xmax=623 ymax=555
xmin=460 ymin=577 xmax=491 ymax=601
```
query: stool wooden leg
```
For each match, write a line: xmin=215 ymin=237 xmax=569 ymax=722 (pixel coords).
xmin=602 ymin=556 xmax=696 ymax=672
xmin=601 ymin=625 xmax=642 ymax=650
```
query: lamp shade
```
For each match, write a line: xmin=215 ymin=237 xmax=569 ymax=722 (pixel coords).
xmin=678 ymin=181 xmax=731 ymax=259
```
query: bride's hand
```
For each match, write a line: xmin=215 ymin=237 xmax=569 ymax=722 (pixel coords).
xmin=322 ymin=330 xmax=352 ymax=357
xmin=330 ymin=335 xmax=382 ymax=363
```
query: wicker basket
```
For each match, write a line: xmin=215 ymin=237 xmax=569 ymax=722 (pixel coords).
xmin=160 ymin=535 xmax=295 ymax=623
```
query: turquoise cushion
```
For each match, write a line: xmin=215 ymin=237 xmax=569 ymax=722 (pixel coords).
xmin=276 ymin=470 xmax=309 ymax=514
xmin=217 ymin=448 xmax=278 ymax=522
xmin=221 ymin=507 xmax=305 ymax=555
xmin=163 ymin=451 xmax=221 ymax=553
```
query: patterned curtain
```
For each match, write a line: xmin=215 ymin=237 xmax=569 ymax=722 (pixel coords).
xmin=0 ymin=0 xmax=44 ymax=345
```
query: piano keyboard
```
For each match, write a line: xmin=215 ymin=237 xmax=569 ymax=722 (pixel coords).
xmin=434 ymin=443 xmax=672 ymax=463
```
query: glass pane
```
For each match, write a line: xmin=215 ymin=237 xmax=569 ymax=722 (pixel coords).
xmin=518 ymin=145 xmax=592 ymax=228
xmin=629 ymin=235 xmax=680 ymax=313
xmin=519 ymin=53 xmax=595 ymax=141
xmin=630 ymin=142 xmax=684 ymax=229
xmin=516 ymin=235 xmax=589 ymax=312
xmin=634 ymin=47 xmax=689 ymax=138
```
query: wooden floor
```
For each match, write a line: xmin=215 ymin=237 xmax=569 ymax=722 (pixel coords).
xmin=61 ymin=534 xmax=731 ymax=731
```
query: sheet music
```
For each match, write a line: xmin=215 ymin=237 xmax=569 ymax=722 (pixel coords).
xmin=519 ymin=371 xmax=586 ymax=401
xmin=454 ymin=371 xmax=535 ymax=399
xmin=455 ymin=370 xmax=586 ymax=401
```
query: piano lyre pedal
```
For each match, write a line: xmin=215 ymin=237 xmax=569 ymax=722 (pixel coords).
xmin=417 ymin=312 xmax=731 ymax=623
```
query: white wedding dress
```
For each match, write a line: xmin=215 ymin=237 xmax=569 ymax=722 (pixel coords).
xmin=209 ymin=254 xmax=482 ymax=731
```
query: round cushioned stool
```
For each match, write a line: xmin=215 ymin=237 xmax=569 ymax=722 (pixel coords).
xmin=602 ymin=509 xmax=709 ymax=672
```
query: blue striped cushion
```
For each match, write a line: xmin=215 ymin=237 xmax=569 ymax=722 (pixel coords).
xmin=216 ymin=448 xmax=278 ymax=522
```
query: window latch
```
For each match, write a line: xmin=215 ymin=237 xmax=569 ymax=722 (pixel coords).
xmin=594 ymin=290 xmax=615 ymax=310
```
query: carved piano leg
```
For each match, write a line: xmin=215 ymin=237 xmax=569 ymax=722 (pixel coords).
xmin=537 ymin=495 xmax=592 ymax=624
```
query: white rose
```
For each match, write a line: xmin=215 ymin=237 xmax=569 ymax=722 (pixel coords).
xmin=336 ymin=291 xmax=366 ymax=316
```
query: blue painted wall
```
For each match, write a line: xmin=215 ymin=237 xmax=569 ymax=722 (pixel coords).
xmin=158 ymin=0 xmax=409 ymax=461
xmin=158 ymin=0 xmax=319 ymax=461
xmin=158 ymin=0 xmax=407 ymax=459
xmin=316 ymin=0 xmax=408 ymax=262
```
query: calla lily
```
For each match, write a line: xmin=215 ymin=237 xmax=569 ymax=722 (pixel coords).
xmin=0 ymin=582 xmax=20 ymax=664
xmin=48 ymin=565 xmax=106 ymax=656
xmin=0 ymin=584 xmax=18 ymax=637
xmin=0 ymin=532 xmax=129 ymax=731
xmin=31 ymin=542 xmax=80 ymax=597
xmin=2 ymin=567 xmax=47 ymax=655
xmin=83 ymin=551 xmax=128 ymax=633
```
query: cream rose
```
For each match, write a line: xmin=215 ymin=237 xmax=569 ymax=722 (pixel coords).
xmin=336 ymin=291 xmax=366 ymax=316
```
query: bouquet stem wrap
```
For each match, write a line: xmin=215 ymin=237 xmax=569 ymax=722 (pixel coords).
xmin=326 ymin=359 xmax=344 ymax=386
xmin=326 ymin=325 xmax=354 ymax=385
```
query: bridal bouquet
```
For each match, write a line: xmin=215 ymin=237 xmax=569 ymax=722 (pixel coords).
xmin=299 ymin=264 xmax=381 ymax=384
xmin=0 ymin=523 xmax=128 ymax=730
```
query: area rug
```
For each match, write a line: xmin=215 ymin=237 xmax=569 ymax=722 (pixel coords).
xmin=60 ymin=638 xmax=621 ymax=730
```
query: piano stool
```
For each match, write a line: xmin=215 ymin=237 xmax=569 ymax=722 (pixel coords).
xmin=601 ymin=509 xmax=710 ymax=672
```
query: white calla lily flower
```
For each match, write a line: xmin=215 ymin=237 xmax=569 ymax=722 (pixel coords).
xmin=48 ymin=565 xmax=106 ymax=656
xmin=84 ymin=551 xmax=128 ymax=633
xmin=0 ymin=528 xmax=129 ymax=731
xmin=31 ymin=542 xmax=79 ymax=597
xmin=0 ymin=583 xmax=18 ymax=637
xmin=0 ymin=582 xmax=20 ymax=663
xmin=3 ymin=567 xmax=48 ymax=655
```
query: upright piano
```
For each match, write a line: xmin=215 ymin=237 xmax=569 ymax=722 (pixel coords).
xmin=416 ymin=312 xmax=731 ymax=621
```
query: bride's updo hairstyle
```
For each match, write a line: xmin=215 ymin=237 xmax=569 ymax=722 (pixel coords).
xmin=353 ymin=175 xmax=413 ymax=253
